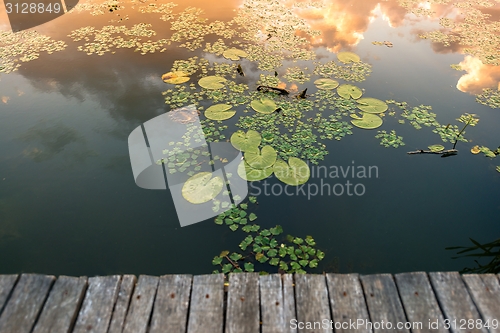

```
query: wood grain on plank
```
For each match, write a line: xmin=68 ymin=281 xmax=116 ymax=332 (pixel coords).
xmin=107 ymin=275 xmax=136 ymax=333
xmin=429 ymin=272 xmax=487 ymax=333
xmin=326 ymin=274 xmax=371 ymax=333
xmin=225 ymin=273 xmax=260 ymax=333
xmin=282 ymin=274 xmax=297 ymax=333
xmin=295 ymin=274 xmax=332 ymax=333
xmin=32 ymin=276 xmax=87 ymax=333
xmin=149 ymin=275 xmax=192 ymax=333
xmin=462 ymin=274 xmax=500 ymax=333
xmin=260 ymin=274 xmax=288 ymax=333
xmin=187 ymin=274 xmax=224 ymax=333
xmin=0 ymin=275 xmax=18 ymax=316
xmin=360 ymin=274 xmax=409 ymax=333
xmin=395 ymin=272 xmax=447 ymax=333
xmin=122 ymin=275 xmax=159 ymax=333
xmin=0 ymin=274 xmax=55 ymax=333
xmin=73 ymin=275 xmax=121 ymax=333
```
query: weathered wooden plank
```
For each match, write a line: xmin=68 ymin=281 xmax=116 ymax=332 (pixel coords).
xmin=360 ymin=274 xmax=409 ymax=333
xmin=0 ymin=274 xmax=55 ymax=333
xmin=149 ymin=275 xmax=192 ymax=333
xmin=186 ymin=274 xmax=224 ymax=333
xmin=107 ymin=275 xmax=136 ymax=333
xmin=32 ymin=276 xmax=87 ymax=333
xmin=295 ymin=274 xmax=332 ymax=333
xmin=73 ymin=275 xmax=121 ymax=333
xmin=395 ymin=272 xmax=447 ymax=333
xmin=122 ymin=275 xmax=159 ymax=333
xmin=260 ymin=274 xmax=287 ymax=333
xmin=282 ymin=274 xmax=297 ymax=333
xmin=326 ymin=274 xmax=371 ymax=333
xmin=429 ymin=272 xmax=487 ymax=333
xmin=0 ymin=275 xmax=18 ymax=316
xmin=225 ymin=273 xmax=259 ymax=333
xmin=462 ymin=274 xmax=500 ymax=333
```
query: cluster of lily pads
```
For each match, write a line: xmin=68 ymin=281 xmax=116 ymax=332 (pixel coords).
xmin=212 ymin=197 xmax=325 ymax=274
xmin=476 ymin=88 xmax=500 ymax=109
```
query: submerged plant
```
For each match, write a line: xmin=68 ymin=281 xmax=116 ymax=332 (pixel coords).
xmin=447 ymin=238 xmax=500 ymax=274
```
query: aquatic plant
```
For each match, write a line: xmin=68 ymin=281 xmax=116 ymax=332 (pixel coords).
xmin=350 ymin=113 xmax=383 ymax=129
xmin=337 ymin=51 xmax=360 ymax=63
xmin=182 ymin=172 xmax=223 ymax=204
xmin=375 ymin=130 xmax=405 ymax=148
xmin=447 ymin=238 xmax=500 ymax=274
xmin=273 ymin=157 xmax=310 ymax=186
xmin=452 ymin=113 xmax=479 ymax=149
xmin=204 ymin=104 xmax=236 ymax=121
xmin=476 ymin=88 xmax=500 ymax=109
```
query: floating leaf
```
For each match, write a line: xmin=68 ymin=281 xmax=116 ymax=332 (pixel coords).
xmin=212 ymin=256 xmax=223 ymax=265
xmin=237 ymin=161 xmax=273 ymax=181
xmin=350 ymin=113 xmax=383 ymax=129
xmin=162 ymin=71 xmax=190 ymax=84
xmin=337 ymin=51 xmax=360 ymax=63
xmin=356 ymin=98 xmax=388 ymax=114
xmin=314 ymin=78 xmax=339 ymax=90
xmin=471 ymin=145 xmax=481 ymax=154
xmin=181 ymin=172 xmax=223 ymax=204
xmin=205 ymin=104 xmax=236 ymax=121
xmin=244 ymin=146 xmax=277 ymax=169
xmin=496 ymin=166 xmax=500 ymax=173
xmin=222 ymin=48 xmax=247 ymax=61
xmin=249 ymin=213 xmax=257 ymax=221
xmin=251 ymin=97 xmax=278 ymax=114
xmin=230 ymin=130 xmax=261 ymax=151
xmin=244 ymin=262 xmax=254 ymax=272
xmin=428 ymin=144 xmax=445 ymax=152
xmin=337 ymin=84 xmax=363 ymax=99
xmin=273 ymin=157 xmax=310 ymax=186
xmin=198 ymin=76 xmax=227 ymax=89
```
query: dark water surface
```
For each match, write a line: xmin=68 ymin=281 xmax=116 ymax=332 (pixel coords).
xmin=1 ymin=0 xmax=500 ymax=276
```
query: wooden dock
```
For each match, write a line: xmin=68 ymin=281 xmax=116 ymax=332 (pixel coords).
xmin=0 ymin=272 xmax=499 ymax=333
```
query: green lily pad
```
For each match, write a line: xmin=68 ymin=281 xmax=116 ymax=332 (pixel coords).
xmin=314 ymin=78 xmax=339 ymax=90
xmin=251 ymin=97 xmax=277 ymax=114
xmin=273 ymin=157 xmax=310 ymax=186
xmin=222 ymin=48 xmax=247 ymax=61
xmin=350 ymin=113 xmax=383 ymax=129
xmin=237 ymin=161 xmax=273 ymax=181
xmin=198 ymin=76 xmax=227 ymax=89
xmin=161 ymin=71 xmax=190 ymax=84
xmin=182 ymin=172 xmax=223 ymax=204
xmin=428 ymin=144 xmax=445 ymax=152
xmin=230 ymin=130 xmax=261 ymax=151
xmin=205 ymin=104 xmax=236 ymax=121
xmin=337 ymin=84 xmax=363 ymax=99
xmin=337 ymin=51 xmax=360 ymax=63
xmin=356 ymin=98 xmax=388 ymax=114
xmin=244 ymin=145 xmax=277 ymax=169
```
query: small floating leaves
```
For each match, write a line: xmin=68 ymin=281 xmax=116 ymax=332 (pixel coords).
xmin=251 ymin=97 xmax=278 ymax=114
xmin=375 ymin=130 xmax=405 ymax=148
xmin=182 ymin=172 xmax=223 ymax=204
xmin=222 ymin=48 xmax=247 ymax=61
xmin=428 ymin=144 xmax=445 ymax=152
xmin=230 ymin=130 xmax=261 ymax=151
xmin=198 ymin=76 xmax=227 ymax=89
xmin=496 ymin=166 xmax=500 ymax=173
xmin=244 ymin=145 xmax=277 ymax=169
xmin=337 ymin=84 xmax=363 ymax=100
xmin=356 ymin=98 xmax=388 ymax=114
xmin=273 ymin=157 xmax=310 ymax=186
xmin=161 ymin=71 xmax=190 ymax=84
xmin=350 ymin=113 xmax=383 ymax=129
xmin=337 ymin=51 xmax=360 ymax=63
xmin=237 ymin=161 xmax=273 ymax=181
xmin=205 ymin=104 xmax=236 ymax=121
xmin=314 ymin=78 xmax=339 ymax=90
xmin=471 ymin=145 xmax=481 ymax=154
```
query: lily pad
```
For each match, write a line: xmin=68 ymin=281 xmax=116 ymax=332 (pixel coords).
xmin=350 ymin=113 xmax=383 ymax=129
xmin=273 ymin=157 xmax=310 ymax=186
xmin=161 ymin=71 xmax=190 ymax=84
xmin=471 ymin=145 xmax=480 ymax=154
xmin=314 ymin=78 xmax=339 ymax=90
xmin=230 ymin=130 xmax=261 ymax=151
xmin=182 ymin=172 xmax=223 ymax=204
xmin=251 ymin=97 xmax=277 ymax=114
xmin=337 ymin=84 xmax=363 ymax=99
xmin=222 ymin=48 xmax=247 ymax=61
xmin=356 ymin=98 xmax=388 ymax=114
xmin=428 ymin=144 xmax=445 ymax=152
xmin=237 ymin=161 xmax=273 ymax=181
xmin=244 ymin=145 xmax=277 ymax=169
xmin=337 ymin=51 xmax=360 ymax=63
xmin=205 ymin=104 xmax=236 ymax=121
xmin=198 ymin=76 xmax=227 ymax=89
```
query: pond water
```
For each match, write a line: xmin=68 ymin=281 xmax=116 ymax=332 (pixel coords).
xmin=1 ymin=0 xmax=500 ymax=276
